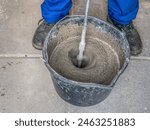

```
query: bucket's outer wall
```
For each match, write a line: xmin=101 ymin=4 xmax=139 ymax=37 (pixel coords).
xmin=51 ymin=71 xmax=112 ymax=106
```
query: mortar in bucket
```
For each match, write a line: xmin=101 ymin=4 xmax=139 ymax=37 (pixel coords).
xmin=42 ymin=15 xmax=130 ymax=106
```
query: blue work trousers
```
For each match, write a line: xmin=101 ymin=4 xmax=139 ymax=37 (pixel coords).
xmin=41 ymin=0 xmax=139 ymax=25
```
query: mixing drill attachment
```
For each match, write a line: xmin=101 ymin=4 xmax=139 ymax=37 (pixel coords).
xmin=77 ymin=0 xmax=90 ymax=68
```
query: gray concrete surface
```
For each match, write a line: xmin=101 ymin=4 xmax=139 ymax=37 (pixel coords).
xmin=0 ymin=0 xmax=150 ymax=113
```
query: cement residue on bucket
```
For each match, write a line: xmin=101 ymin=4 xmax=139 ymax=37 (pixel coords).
xmin=48 ymin=24 xmax=125 ymax=85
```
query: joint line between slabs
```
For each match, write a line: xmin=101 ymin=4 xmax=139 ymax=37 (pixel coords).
xmin=0 ymin=54 xmax=42 ymax=58
xmin=0 ymin=54 xmax=150 ymax=61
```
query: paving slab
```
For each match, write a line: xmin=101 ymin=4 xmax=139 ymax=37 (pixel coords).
xmin=0 ymin=58 xmax=150 ymax=113
xmin=0 ymin=0 xmax=42 ymax=55
xmin=136 ymin=0 xmax=150 ymax=57
xmin=71 ymin=0 xmax=107 ymax=20
xmin=0 ymin=58 xmax=68 ymax=113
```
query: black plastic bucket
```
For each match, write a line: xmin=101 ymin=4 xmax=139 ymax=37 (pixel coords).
xmin=42 ymin=15 xmax=130 ymax=106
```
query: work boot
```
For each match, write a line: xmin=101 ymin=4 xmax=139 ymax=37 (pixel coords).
xmin=107 ymin=17 xmax=142 ymax=56
xmin=32 ymin=19 xmax=54 ymax=50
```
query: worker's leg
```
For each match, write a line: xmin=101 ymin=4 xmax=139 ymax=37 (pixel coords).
xmin=108 ymin=0 xmax=139 ymax=24
xmin=33 ymin=0 xmax=72 ymax=50
xmin=41 ymin=0 xmax=72 ymax=24
xmin=108 ymin=0 xmax=142 ymax=55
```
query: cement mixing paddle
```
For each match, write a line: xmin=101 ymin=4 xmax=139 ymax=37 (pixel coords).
xmin=77 ymin=0 xmax=90 ymax=68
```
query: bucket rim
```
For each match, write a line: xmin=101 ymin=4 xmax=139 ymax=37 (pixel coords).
xmin=42 ymin=15 xmax=130 ymax=89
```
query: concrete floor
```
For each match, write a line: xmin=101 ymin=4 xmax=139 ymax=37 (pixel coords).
xmin=0 ymin=0 xmax=150 ymax=113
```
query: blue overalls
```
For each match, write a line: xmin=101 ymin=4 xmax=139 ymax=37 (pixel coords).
xmin=41 ymin=0 xmax=139 ymax=25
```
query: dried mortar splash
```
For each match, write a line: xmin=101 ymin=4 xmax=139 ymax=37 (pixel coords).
xmin=48 ymin=24 xmax=125 ymax=85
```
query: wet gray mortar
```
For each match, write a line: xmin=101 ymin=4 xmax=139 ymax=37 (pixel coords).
xmin=48 ymin=24 xmax=125 ymax=85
